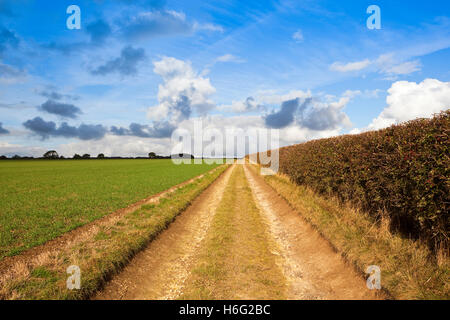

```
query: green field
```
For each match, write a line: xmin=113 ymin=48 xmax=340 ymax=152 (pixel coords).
xmin=0 ymin=159 xmax=219 ymax=259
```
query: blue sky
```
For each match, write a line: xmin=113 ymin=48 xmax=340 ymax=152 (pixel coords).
xmin=0 ymin=0 xmax=449 ymax=157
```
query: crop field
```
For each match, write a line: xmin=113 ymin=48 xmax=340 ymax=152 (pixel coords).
xmin=0 ymin=159 xmax=219 ymax=259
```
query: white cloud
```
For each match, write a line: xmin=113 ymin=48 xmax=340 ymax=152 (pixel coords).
xmin=330 ymin=59 xmax=371 ymax=72
xmin=376 ymin=54 xmax=421 ymax=77
xmin=218 ymin=97 xmax=264 ymax=113
xmin=330 ymin=53 xmax=422 ymax=77
xmin=192 ymin=22 xmax=224 ymax=33
xmin=0 ymin=142 xmax=46 ymax=157
xmin=120 ymin=10 xmax=223 ymax=40
xmin=342 ymin=90 xmax=361 ymax=99
xmin=148 ymin=57 xmax=216 ymax=122
xmin=343 ymin=89 xmax=383 ymax=99
xmin=292 ymin=29 xmax=304 ymax=42
xmin=256 ymin=89 xmax=312 ymax=105
xmin=383 ymin=60 xmax=421 ymax=75
xmin=368 ymin=78 xmax=450 ymax=130
xmin=177 ymin=115 xmax=342 ymax=155
xmin=215 ymin=54 xmax=245 ymax=63
xmin=56 ymin=135 xmax=170 ymax=158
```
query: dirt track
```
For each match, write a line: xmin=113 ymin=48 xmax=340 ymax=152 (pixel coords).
xmin=94 ymin=165 xmax=235 ymax=299
xmin=94 ymin=164 xmax=381 ymax=300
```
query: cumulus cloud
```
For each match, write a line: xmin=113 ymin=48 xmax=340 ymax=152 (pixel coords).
xmin=0 ymin=122 xmax=9 ymax=134
xmin=148 ymin=56 xmax=216 ymax=123
xmin=219 ymin=97 xmax=265 ymax=113
xmin=110 ymin=121 xmax=176 ymax=138
xmin=173 ymin=114 xmax=345 ymax=157
xmin=91 ymin=46 xmax=146 ymax=76
xmin=9 ymin=112 xmax=348 ymax=158
xmin=298 ymin=97 xmax=351 ymax=131
xmin=265 ymin=98 xmax=301 ymax=128
xmin=264 ymin=95 xmax=351 ymax=131
xmin=23 ymin=117 xmax=107 ymax=140
xmin=368 ymin=78 xmax=450 ymax=130
xmin=38 ymin=99 xmax=82 ymax=119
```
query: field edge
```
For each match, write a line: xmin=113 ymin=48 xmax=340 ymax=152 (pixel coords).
xmin=0 ymin=164 xmax=229 ymax=300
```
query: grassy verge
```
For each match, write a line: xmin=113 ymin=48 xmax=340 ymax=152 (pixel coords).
xmin=181 ymin=165 xmax=286 ymax=299
xmin=253 ymin=165 xmax=449 ymax=300
xmin=0 ymin=165 xmax=228 ymax=300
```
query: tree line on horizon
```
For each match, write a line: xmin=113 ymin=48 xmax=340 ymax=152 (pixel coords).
xmin=0 ymin=151 xmax=195 ymax=160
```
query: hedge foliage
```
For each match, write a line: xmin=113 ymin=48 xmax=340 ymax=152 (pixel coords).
xmin=263 ymin=111 xmax=449 ymax=248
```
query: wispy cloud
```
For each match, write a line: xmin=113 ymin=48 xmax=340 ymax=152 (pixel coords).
xmin=193 ymin=21 xmax=224 ymax=33
xmin=0 ymin=62 xmax=25 ymax=83
xmin=330 ymin=59 xmax=371 ymax=72
xmin=292 ymin=29 xmax=304 ymax=42
xmin=330 ymin=54 xmax=423 ymax=80
xmin=215 ymin=54 xmax=245 ymax=63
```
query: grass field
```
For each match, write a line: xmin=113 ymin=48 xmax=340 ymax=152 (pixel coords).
xmin=0 ymin=159 xmax=219 ymax=259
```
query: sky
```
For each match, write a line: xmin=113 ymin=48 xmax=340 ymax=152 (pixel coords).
xmin=0 ymin=0 xmax=449 ymax=157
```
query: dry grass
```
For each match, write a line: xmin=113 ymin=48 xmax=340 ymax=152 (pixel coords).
xmin=254 ymin=165 xmax=449 ymax=300
xmin=0 ymin=165 xmax=228 ymax=300
xmin=181 ymin=165 xmax=287 ymax=299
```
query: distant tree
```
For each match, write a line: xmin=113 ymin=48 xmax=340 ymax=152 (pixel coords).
xmin=148 ymin=152 xmax=156 ymax=159
xmin=73 ymin=154 xmax=82 ymax=159
xmin=12 ymin=154 xmax=21 ymax=159
xmin=82 ymin=154 xmax=91 ymax=159
xmin=60 ymin=155 xmax=65 ymax=159
xmin=43 ymin=150 xmax=59 ymax=159
xmin=97 ymin=153 xmax=105 ymax=159
xmin=0 ymin=155 xmax=6 ymax=160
